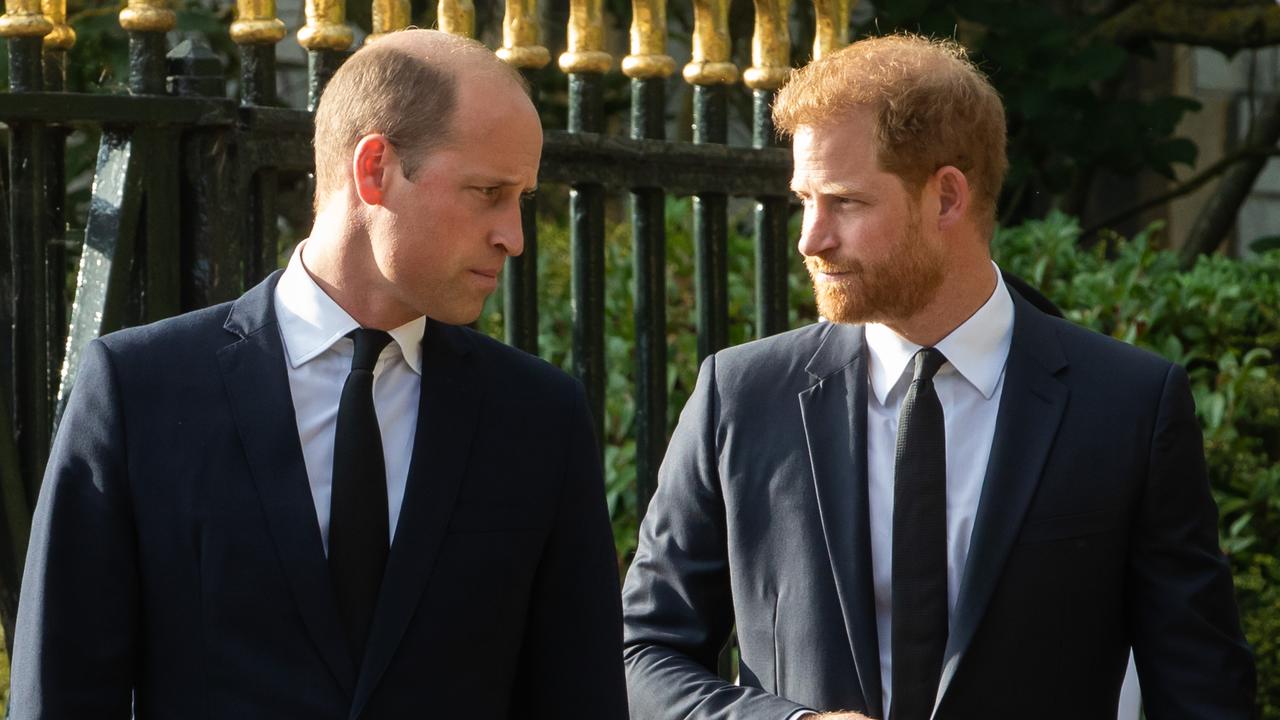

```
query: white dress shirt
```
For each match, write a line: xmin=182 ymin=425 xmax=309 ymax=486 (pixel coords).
xmin=273 ymin=243 xmax=426 ymax=555
xmin=864 ymin=263 xmax=1014 ymax=716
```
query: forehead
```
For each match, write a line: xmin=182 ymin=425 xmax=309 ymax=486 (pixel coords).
xmin=783 ymin=107 xmax=896 ymax=188
xmin=792 ymin=109 xmax=878 ymax=169
xmin=430 ymin=80 xmax=542 ymax=182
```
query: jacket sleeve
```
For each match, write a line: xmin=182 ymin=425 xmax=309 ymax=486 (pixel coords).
xmin=623 ymin=356 xmax=807 ymax=720
xmin=1128 ymin=362 xmax=1256 ymax=717
xmin=10 ymin=339 xmax=139 ymax=719
xmin=512 ymin=379 xmax=629 ymax=718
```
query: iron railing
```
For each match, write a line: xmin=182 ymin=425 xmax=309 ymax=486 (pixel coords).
xmin=0 ymin=0 xmax=854 ymax=642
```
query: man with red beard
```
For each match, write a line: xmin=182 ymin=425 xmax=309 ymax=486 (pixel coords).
xmin=622 ymin=33 xmax=1254 ymax=720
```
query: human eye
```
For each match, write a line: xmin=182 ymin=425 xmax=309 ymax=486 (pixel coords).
xmin=474 ymin=186 xmax=500 ymax=199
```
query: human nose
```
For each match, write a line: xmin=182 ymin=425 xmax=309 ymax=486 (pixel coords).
xmin=491 ymin=200 xmax=525 ymax=257
xmin=797 ymin=200 xmax=837 ymax=257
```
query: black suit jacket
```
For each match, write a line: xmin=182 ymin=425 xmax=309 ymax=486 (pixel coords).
xmin=11 ymin=272 xmax=628 ymax=719
xmin=622 ymin=292 xmax=1255 ymax=719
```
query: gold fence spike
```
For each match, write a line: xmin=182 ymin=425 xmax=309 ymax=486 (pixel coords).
xmin=0 ymin=0 xmax=53 ymax=38
xmin=230 ymin=0 xmax=286 ymax=44
xmin=496 ymin=0 xmax=549 ymax=69
xmin=368 ymin=0 xmax=410 ymax=42
xmin=682 ymin=0 xmax=737 ymax=85
xmin=558 ymin=0 xmax=611 ymax=74
xmin=297 ymin=0 xmax=353 ymax=51
xmin=437 ymin=0 xmax=474 ymax=38
xmin=119 ymin=0 xmax=176 ymax=32
xmin=811 ymin=0 xmax=850 ymax=61
xmin=621 ymin=0 xmax=674 ymax=79
xmin=743 ymin=0 xmax=789 ymax=89
xmin=40 ymin=0 xmax=73 ymax=48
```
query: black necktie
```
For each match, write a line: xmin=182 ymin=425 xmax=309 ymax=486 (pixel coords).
xmin=329 ymin=328 xmax=393 ymax=666
xmin=890 ymin=347 xmax=949 ymax=720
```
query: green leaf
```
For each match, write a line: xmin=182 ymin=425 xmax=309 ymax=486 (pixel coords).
xmin=1148 ymin=137 xmax=1200 ymax=172
xmin=1049 ymin=43 xmax=1127 ymax=88
xmin=1248 ymin=236 xmax=1280 ymax=254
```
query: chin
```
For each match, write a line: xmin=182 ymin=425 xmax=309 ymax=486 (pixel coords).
xmin=429 ymin=304 xmax=486 ymax=326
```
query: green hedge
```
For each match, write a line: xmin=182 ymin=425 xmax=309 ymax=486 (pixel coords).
xmin=482 ymin=203 xmax=1279 ymax=717
xmin=995 ymin=212 xmax=1280 ymax=716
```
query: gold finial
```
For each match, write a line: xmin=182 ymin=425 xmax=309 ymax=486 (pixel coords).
xmin=558 ymin=0 xmax=611 ymax=74
xmin=496 ymin=0 xmax=549 ymax=69
xmin=41 ymin=0 xmax=74 ymax=48
xmin=0 ymin=0 xmax=53 ymax=38
xmin=118 ymin=0 xmax=176 ymax=32
xmin=743 ymin=0 xmax=789 ymax=89
xmin=230 ymin=0 xmax=286 ymax=44
xmin=367 ymin=0 xmax=409 ymax=42
xmin=812 ymin=0 xmax=851 ymax=60
xmin=438 ymin=0 xmax=474 ymax=38
xmin=621 ymin=0 xmax=674 ymax=79
xmin=682 ymin=0 xmax=737 ymax=85
xmin=297 ymin=0 xmax=352 ymax=51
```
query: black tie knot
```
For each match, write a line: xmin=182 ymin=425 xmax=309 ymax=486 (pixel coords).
xmin=912 ymin=347 xmax=947 ymax=383
xmin=348 ymin=329 xmax=393 ymax=372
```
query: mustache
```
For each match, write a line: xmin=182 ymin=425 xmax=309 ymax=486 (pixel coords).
xmin=805 ymin=257 xmax=863 ymax=275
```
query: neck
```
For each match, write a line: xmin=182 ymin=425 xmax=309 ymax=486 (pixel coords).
xmin=302 ymin=197 xmax=416 ymax=331
xmin=885 ymin=253 xmax=997 ymax=347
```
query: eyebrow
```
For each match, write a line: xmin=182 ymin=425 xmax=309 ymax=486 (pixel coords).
xmin=789 ymin=181 xmax=868 ymax=197
xmin=466 ymin=175 xmax=539 ymax=193
xmin=468 ymin=175 xmax=523 ymax=186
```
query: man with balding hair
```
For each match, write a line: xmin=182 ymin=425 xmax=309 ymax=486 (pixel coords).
xmin=622 ymin=34 xmax=1254 ymax=720
xmin=12 ymin=30 xmax=627 ymax=719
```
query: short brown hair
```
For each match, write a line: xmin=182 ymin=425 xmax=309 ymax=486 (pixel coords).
xmin=774 ymin=34 xmax=1008 ymax=230
xmin=312 ymin=31 xmax=527 ymax=208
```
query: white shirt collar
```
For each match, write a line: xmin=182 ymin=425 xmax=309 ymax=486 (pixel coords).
xmin=273 ymin=242 xmax=426 ymax=374
xmin=865 ymin=262 xmax=1013 ymax=405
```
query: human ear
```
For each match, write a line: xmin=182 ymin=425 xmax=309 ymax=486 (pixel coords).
xmin=932 ymin=165 xmax=970 ymax=231
xmin=352 ymin=135 xmax=394 ymax=206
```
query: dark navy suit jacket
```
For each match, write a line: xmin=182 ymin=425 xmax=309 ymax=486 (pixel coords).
xmin=11 ymin=272 xmax=628 ymax=719
xmin=623 ymin=291 xmax=1255 ymax=719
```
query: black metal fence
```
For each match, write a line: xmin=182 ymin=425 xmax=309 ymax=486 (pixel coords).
xmin=0 ymin=0 xmax=853 ymax=641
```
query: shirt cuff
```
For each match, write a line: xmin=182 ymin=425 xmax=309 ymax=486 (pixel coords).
xmin=786 ymin=710 xmax=817 ymax=720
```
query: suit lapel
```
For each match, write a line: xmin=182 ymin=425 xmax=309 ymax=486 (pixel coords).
xmin=800 ymin=323 xmax=885 ymax=719
xmin=216 ymin=272 xmax=357 ymax=696
xmin=933 ymin=296 xmax=1069 ymax=716
xmin=349 ymin=321 xmax=480 ymax=720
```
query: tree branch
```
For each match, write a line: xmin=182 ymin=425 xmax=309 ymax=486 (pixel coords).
xmin=1095 ymin=0 xmax=1280 ymax=50
xmin=1082 ymin=144 xmax=1280 ymax=237
xmin=1181 ymin=92 xmax=1280 ymax=266
xmin=66 ymin=3 xmax=128 ymax=26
